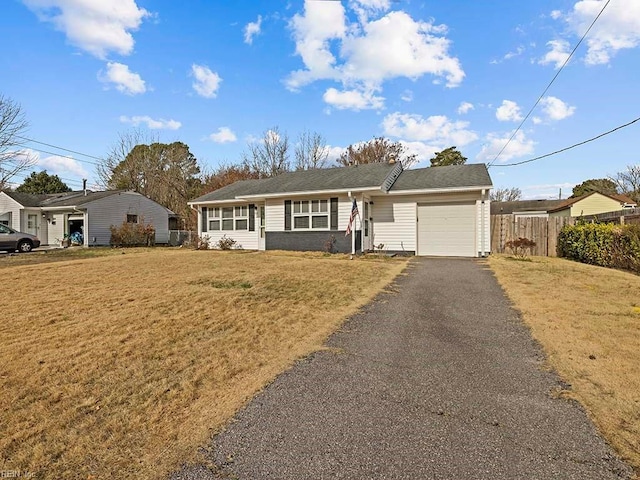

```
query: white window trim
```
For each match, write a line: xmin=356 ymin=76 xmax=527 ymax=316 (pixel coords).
xmin=292 ymin=199 xmax=329 ymax=230
xmin=210 ymin=205 xmax=249 ymax=231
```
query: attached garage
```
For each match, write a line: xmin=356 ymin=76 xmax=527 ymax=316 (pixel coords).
xmin=417 ymin=203 xmax=477 ymax=257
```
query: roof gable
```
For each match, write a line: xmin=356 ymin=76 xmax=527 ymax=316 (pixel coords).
xmin=547 ymin=191 xmax=637 ymax=213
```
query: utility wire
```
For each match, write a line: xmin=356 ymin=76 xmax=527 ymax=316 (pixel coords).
xmin=488 ymin=0 xmax=612 ymax=167
xmin=14 ymin=135 xmax=106 ymax=162
xmin=496 ymin=115 xmax=640 ymax=167
xmin=14 ymin=144 xmax=101 ymax=167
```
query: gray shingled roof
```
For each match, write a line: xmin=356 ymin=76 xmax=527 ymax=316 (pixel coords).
xmin=3 ymin=190 xmax=124 ymax=208
xmin=390 ymin=164 xmax=492 ymax=191
xmin=190 ymin=163 xmax=492 ymax=203
xmin=491 ymin=199 xmax=564 ymax=215
xmin=3 ymin=191 xmax=51 ymax=207
xmin=190 ymin=163 xmax=397 ymax=202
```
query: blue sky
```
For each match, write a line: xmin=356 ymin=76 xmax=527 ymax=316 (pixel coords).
xmin=1 ymin=0 xmax=639 ymax=198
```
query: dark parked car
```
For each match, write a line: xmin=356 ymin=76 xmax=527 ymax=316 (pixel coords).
xmin=0 ymin=224 xmax=41 ymax=252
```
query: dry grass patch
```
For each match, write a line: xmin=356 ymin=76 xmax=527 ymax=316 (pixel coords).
xmin=489 ymin=255 xmax=640 ymax=472
xmin=0 ymin=249 xmax=406 ymax=479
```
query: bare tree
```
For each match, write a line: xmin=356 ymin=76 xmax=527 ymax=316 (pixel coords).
xmin=242 ymin=127 xmax=290 ymax=177
xmin=97 ymin=129 xmax=158 ymax=188
xmin=295 ymin=130 xmax=329 ymax=170
xmin=610 ymin=164 xmax=640 ymax=203
xmin=490 ymin=187 xmax=522 ymax=202
xmin=0 ymin=95 xmax=36 ymax=190
xmin=336 ymin=137 xmax=418 ymax=168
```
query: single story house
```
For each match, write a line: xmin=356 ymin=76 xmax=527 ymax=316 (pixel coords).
xmin=491 ymin=192 xmax=637 ymax=218
xmin=0 ymin=190 xmax=171 ymax=246
xmin=490 ymin=199 xmax=565 ymax=218
xmin=188 ymin=162 xmax=493 ymax=257
xmin=547 ymin=192 xmax=636 ymax=217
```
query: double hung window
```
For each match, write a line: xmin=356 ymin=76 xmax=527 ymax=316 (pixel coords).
xmin=293 ymin=200 xmax=328 ymax=229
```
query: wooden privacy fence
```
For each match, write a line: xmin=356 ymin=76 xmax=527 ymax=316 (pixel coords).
xmin=491 ymin=215 xmax=576 ymax=257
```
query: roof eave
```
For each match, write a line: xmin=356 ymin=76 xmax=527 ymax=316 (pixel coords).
xmin=384 ymin=185 xmax=493 ymax=196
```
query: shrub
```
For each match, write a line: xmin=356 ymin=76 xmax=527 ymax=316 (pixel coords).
xmin=215 ymin=235 xmax=238 ymax=250
xmin=110 ymin=221 xmax=155 ymax=247
xmin=557 ymin=223 xmax=640 ymax=274
xmin=505 ymin=237 xmax=536 ymax=259
xmin=323 ymin=235 xmax=337 ymax=254
xmin=183 ymin=234 xmax=210 ymax=250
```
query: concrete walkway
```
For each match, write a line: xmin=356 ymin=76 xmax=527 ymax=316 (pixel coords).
xmin=172 ymin=258 xmax=631 ymax=479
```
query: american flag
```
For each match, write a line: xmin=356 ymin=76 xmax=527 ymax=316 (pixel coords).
xmin=345 ymin=198 xmax=359 ymax=236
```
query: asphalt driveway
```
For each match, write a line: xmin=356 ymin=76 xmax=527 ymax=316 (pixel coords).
xmin=172 ymin=258 xmax=631 ymax=479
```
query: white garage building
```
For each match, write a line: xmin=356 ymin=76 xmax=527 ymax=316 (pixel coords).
xmin=189 ymin=162 xmax=492 ymax=257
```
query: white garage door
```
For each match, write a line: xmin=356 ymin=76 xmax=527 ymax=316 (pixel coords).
xmin=417 ymin=203 xmax=476 ymax=257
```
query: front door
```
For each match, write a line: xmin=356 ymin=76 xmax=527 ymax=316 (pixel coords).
xmin=258 ymin=205 xmax=266 ymax=250
xmin=27 ymin=213 xmax=38 ymax=236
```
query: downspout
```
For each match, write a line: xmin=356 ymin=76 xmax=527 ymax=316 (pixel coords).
xmin=480 ymin=189 xmax=486 ymax=257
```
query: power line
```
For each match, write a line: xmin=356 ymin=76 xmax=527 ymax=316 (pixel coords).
xmin=494 ymin=115 xmax=640 ymax=167
xmin=14 ymin=144 xmax=102 ymax=167
xmin=488 ymin=0 xmax=612 ymax=167
xmin=14 ymin=135 xmax=106 ymax=162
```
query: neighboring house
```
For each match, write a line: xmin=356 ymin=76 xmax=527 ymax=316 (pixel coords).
xmin=0 ymin=190 xmax=171 ymax=246
xmin=188 ymin=162 xmax=493 ymax=257
xmin=491 ymin=199 xmax=565 ymax=218
xmin=547 ymin=192 xmax=637 ymax=217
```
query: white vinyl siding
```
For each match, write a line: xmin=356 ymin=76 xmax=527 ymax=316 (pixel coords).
xmin=204 ymin=229 xmax=260 ymax=250
xmin=368 ymin=196 xmax=416 ymax=252
xmin=46 ymin=213 xmax=65 ymax=245
xmin=265 ymin=199 xmax=285 ymax=231
xmin=0 ymin=193 xmax=24 ymax=230
xmin=417 ymin=203 xmax=476 ymax=257
xmin=85 ymin=192 xmax=170 ymax=245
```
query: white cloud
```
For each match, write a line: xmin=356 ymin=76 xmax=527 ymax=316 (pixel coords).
xmin=244 ymin=15 xmax=262 ymax=44
xmin=539 ymin=96 xmax=576 ymax=121
xmin=191 ymin=64 xmax=222 ymax=98
xmin=400 ymin=141 xmax=441 ymax=165
xmin=119 ymin=115 xmax=181 ymax=130
xmin=496 ymin=100 xmax=523 ymax=122
xmin=477 ymin=130 xmax=535 ymax=162
xmin=457 ymin=101 xmax=474 ymax=115
xmin=567 ymin=0 xmax=640 ymax=65
xmin=36 ymin=153 xmax=89 ymax=179
xmin=98 ymin=62 xmax=146 ymax=95
xmin=503 ymin=45 xmax=525 ymax=60
xmin=209 ymin=127 xmax=237 ymax=144
xmin=539 ymin=39 xmax=571 ymax=69
xmin=382 ymin=112 xmax=478 ymax=147
xmin=287 ymin=2 xmax=464 ymax=109
xmin=340 ymin=12 xmax=464 ymax=87
xmin=23 ymin=0 xmax=150 ymax=59
xmin=326 ymin=145 xmax=346 ymax=162
xmin=323 ymin=87 xmax=384 ymax=111
xmin=547 ymin=1 xmax=640 ymax=66
xmin=400 ymin=90 xmax=413 ymax=102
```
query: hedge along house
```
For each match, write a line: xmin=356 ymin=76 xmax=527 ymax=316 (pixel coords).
xmin=188 ymin=162 xmax=493 ymax=257
xmin=0 ymin=190 xmax=171 ymax=246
